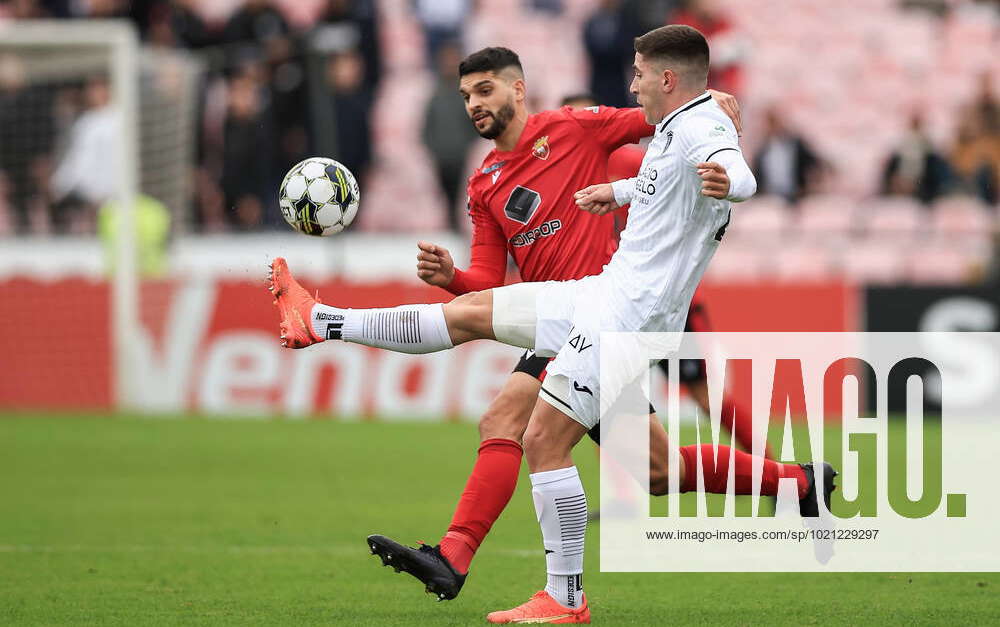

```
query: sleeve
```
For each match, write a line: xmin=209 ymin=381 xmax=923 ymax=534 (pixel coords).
xmin=611 ymin=177 xmax=637 ymax=206
xmin=712 ymin=149 xmax=757 ymax=203
xmin=680 ymin=115 xmax=743 ymax=168
xmin=564 ymin=105 xmax=654 ymax=152
xmin=446 ymin=196 xmax=508 ymax=295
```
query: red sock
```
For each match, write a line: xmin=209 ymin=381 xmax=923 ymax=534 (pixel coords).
xmin=679 ymin=444 xmax=807 ymax=497
xmin=438 ymin=438 xmax=523 ymax=574
xmin=720 ymin=397 xmax=775 ymax=460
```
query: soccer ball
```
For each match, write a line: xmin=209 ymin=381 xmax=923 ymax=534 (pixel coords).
xmin=278 ymin=157 xmax=360 ymax=236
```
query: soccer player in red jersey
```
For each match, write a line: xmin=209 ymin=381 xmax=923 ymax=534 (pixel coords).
xmin=361 ymin=47 xmax=745 ymax=601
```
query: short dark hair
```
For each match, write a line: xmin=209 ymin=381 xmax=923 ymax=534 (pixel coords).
xmin=634 ymin=25 xmax=710 ymax=88
xmin=458 ymin=47 xmax=524 ymax=79
xmin=560 ymin=93 xmax=598 ymax=107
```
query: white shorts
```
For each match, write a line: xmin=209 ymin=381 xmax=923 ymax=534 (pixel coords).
xmin=492 ymin=278 xmax=604 ymax=428
xmin=492 ymin=278 xmax=682 ymax=430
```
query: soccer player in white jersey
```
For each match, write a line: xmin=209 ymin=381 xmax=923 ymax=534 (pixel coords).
xmin=270 ymin=25 xmax=836 ymax=624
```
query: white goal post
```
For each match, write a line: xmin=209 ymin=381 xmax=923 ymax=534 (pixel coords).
xmin=1 ymin=20 xmax=140 ymax=409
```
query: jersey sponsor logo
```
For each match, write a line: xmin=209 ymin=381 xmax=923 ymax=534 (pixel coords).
xmin=634 ymin=165 xmax=658 ymax=199
xmin=504 ymin=185 xmax=542 ymax=224
xmin=481 ymin=160 xmax=506 ymax=175
xmin=510 ymin=219 xmax=561 ymax=247
xmin=532 ymin=135 xmax=550 ymax=160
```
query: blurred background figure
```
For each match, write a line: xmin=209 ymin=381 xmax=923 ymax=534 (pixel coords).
xmin=881 ymin=113 xmax=953 ymax=204
xmin=318 ymin=0 xmax=381 ymax=93
xmin=413 ymin=0 xmax=470 ymax=67
xmin=324 ymin=50 xmax=373 ymax=189
xmin=98 ymin=193 xmax=171 ymax=277
xmin=49 ymin=76 xmax=120 ymax=234
xmin=0 ymin=53 xmax=56 ymax=234
xmin=160 ymin=0 xmax=218 ymax=49
xmin=951 ymin=73 xmax=1000 ymax=205
xmin=219 ymin=66 xmax=275 ymax=231
xmin=583 ymin=0 xmax=634 ymax=109
xmin=422 ymin=41 xmax=479 ymax=232
xmin=669 ymin=0 xmax=745 ymax=96
xmin=752 ymin=107 xmax=823 ymax=204
xmin=223 ymin=0 xmax=289 ymax=49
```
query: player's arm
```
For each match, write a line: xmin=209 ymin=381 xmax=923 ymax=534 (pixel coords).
xmin=706 ymin=90 xmax=742 ymax=136
xmin=567 ymin=91 xmax=741 ymax=151
xmin=683 ymin=116 xmax=756 ymax=201
xmin=574 ymin=180 xmax=628 ymax=215
xmin=572 ymin=106 xmax=654 ymax=149
xmin=417 ymin=198 xmax=507 ymax=294
xmin=697 ymin=151 xmax=756 ymax=202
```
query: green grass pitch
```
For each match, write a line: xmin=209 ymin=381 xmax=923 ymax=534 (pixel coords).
xmin=1 ymin=414 xmax=997 ymax=625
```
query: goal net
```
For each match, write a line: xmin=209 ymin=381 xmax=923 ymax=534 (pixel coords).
xmin=0 ymin=20 xmax=200 ymax=412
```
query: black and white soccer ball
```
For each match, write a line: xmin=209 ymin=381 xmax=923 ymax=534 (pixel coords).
xmin=278 ymin=157 xmax=360 ymax=236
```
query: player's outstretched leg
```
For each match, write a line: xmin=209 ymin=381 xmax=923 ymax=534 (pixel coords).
xmin=677 ymin=444 xmax=837 ymax=516
xmin=797 ymin=462 xmax=837 ymax=517
xmin=366 ymin=535 xmax=467 ymax=601
xmin=366 ymin=369 xmax=536 ymax=600
xmin=267 ymin=257 xmax=501 ymax=352
xmin=268 ymin=257 xmax=324 ymax=349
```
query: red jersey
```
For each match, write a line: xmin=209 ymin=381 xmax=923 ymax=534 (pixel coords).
xmin=447 ymin=106 xmax=652 ymax=294
xmin=607 ymin=145 xmax=646 ymax=236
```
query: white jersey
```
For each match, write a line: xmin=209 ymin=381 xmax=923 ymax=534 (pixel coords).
xmin=514 ymin=92 xmax=753 ymax=426
xmin=602 ymin=92 xmax=743 ymax=333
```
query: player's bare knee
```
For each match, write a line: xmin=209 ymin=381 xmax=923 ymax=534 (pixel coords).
xmin=479 ymin=404 xmax=528 ymax=442
xmin=444 ymin=291 xmax=494 ymax=342
xmin=520 ymin=420 xmax=550 ymax=462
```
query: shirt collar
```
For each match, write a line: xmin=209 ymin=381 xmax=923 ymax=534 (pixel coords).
xmin=657 ymin=92 xmax=712 ymax=134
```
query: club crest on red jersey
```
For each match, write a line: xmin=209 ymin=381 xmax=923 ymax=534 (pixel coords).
xmin=532 ymin=135 xmax=550 ymax=161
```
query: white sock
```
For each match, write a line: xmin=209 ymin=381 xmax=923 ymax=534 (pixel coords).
xmin=310 ymin=303 xmax=454 ymax=354
xmin=530 ymin=466 xmax=586 ymax=609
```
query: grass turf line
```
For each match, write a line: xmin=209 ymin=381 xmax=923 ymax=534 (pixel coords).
xmin=0 ymin=414 xmax=996 ymax=625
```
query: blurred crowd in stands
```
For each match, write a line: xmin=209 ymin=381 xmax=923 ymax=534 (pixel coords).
xmin=0 ymin=0 xmax=997 ymax=241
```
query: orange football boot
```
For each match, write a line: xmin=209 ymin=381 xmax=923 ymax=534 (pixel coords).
xmin=486 ymin=591 xmax=590 ymax=624
xmin=267 ymin=257 xmax=323 ymax=349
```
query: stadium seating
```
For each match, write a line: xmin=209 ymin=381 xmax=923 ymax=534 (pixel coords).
xmin=839 ymin=240 xmax=908 ymax=284
xmin=908 ymin=242 xmax=978 ymax=284
xmin=360 ymin=0 xmax=998 ymax=283
xmin=795 ymin=195 xmax=858 ymax=245
xmin=772 ymin=244 xmax=836 ymax=282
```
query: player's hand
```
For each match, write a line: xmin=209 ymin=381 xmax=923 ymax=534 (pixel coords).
xmin=697 ymin=162 xmax=731 ymax=199
xmin=416 ymin=241 xmax=455 ymax=287
xmin=707 ymin=89 xmax=742 ymax=137
xmin=574 ymin=183 xmax=620 ymax=215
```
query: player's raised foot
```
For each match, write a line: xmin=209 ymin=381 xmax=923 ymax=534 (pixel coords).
xmin=798 ymin=462 xmax=837 ymax=517
xmin=267 ymin=257 xmax=323 ymax=349
xmin=366 ymin=534 xmax=467 ymax=601
xmin=487 ymin=591 xmax=590 ymax=624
